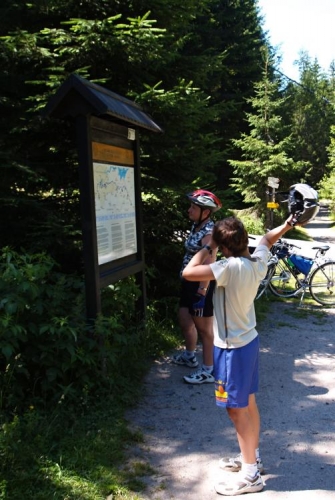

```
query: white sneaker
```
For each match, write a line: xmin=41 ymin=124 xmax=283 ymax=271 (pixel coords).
xmin=215 ymin=471 xmax=264 ymax=496
xmin=172 ymin=352 xmax=198 ymax=368
xmin=183 ymin=367 xmax=214 ymax=384
xmin=219 ymin=453 xmax=264 ymax=474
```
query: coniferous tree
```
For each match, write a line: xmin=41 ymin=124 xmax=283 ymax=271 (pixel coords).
xmin=189 ymin=0 xmax=268 ymax=188
xmin=0 ymin=6 xmax=210 ymax=258
xmin=285 ymin=52 xmax=335 ymax=187
xmin=318 ymin=62 xmax=335 ymax=210
xmin=228 ymin=57 xmax=301 ymax=220
xmin=319 ymin=123 xmax=335 ymax=210
xmin=0 ymin=0 xmax=269 ymax=297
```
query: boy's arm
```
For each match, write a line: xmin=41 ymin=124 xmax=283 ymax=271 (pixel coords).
xmin=258 ymin=214 xmax=298 ymax=249
xmin=182 ymin=244 xmax=216 ymax=282
xmin=195 ymin=234 xmax=217 ymax=293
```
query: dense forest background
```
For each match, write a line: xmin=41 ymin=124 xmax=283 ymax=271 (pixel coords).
xmin=1 ymin=0 xmax=335 ymax=410
xmin=2 ymin=0 xmax=335 ymax=286
xmin=2 ymin=2 xmax=335 ymax=497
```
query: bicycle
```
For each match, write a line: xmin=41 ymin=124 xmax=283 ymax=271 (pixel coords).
xmin=256 ymin=239 xmax=335 ymax=306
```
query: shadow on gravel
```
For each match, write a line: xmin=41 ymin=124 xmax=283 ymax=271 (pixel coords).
xmin=257 ymin=301 xmax=335 ymax=494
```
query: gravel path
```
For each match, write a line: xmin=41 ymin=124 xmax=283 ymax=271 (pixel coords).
xmin=125 ymin=208 xmax=335 ymax=500
xmin=304 ymin=204 xmax=335 ymax=245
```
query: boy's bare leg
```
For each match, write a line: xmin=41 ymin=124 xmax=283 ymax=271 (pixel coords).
xmin=227 ymin=394 xmax=260 ymax=465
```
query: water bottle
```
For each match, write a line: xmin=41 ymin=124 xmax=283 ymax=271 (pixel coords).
xmin=287 ymin=256 xmax=300 ymax=275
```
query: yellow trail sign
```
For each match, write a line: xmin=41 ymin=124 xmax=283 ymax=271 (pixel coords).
xmin=267 ymin=202 xmax=279 ymax=209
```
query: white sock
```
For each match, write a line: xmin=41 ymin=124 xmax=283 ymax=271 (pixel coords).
xmin=202 ymin=364 xmax=213 ymax=373
xmin=241 ymin=462 xmax=258 ymax=478
xmin=185 ymin=350 xmax=195 ymax=358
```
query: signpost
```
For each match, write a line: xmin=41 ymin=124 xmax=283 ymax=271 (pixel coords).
xmin=267 ymin=177 xmax=280 ymax=228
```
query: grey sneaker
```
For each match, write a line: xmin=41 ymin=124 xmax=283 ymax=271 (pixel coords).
xmin=215 ymin=471 xmax=264 ymax=496
xmin=219 ymin=453 xmax=264 ymax=474
xmin=183 ymin=367 xmax=214 ymax=384
xmin=172 ymin=352 xmax=198 ymax=368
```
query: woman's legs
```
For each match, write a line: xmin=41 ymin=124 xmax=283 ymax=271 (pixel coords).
xmin=193 ymin=315 xmax=214 ymax=366
xmin=178 ymin=307 xmax=197 ymax=352
xmin=176 ymin=306 xmax=214 ymax=383
xmin=177 ymin=279 xmax=214 ymax=362
xmin=178 ymin=309 xmax=214 ymax=366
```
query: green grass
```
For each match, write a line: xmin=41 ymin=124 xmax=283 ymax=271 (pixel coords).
xmin=0 ymin=400 xmax=150 ymax=499
xmin=285 ymin=226 xmax=313 ymax=241
xmin=254 ymin=293 xmax=272 ymax=323
xmin=285 ymin=299 xmax=329 ymax=322
xmin=255 ymin=287 xmax=331 ymax=317
xmin=0 ymin=316 xmax=182 ymax=500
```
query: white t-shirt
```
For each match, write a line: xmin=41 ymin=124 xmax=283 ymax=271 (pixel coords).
xmin=210 ymin=245 xmax=269 ymax=349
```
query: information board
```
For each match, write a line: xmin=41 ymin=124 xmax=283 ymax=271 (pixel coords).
xmin=93 ymin=161 xmax=137 ymax=265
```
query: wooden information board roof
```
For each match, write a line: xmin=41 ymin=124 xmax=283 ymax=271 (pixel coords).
xmin=43 ymin=74 xmax=163 ymax=133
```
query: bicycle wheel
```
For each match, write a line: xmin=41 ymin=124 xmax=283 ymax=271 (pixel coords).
xmin=309 ymin=261 xmax=335 ymax=306
xmin=256 ymin=263 xmax=276 ymax=299
xmin=268 ymin=259 xmax=302 ymax=298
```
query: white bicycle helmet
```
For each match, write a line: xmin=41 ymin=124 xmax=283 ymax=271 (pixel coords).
xmin=288 ymin=183 xmax=319 ymax=224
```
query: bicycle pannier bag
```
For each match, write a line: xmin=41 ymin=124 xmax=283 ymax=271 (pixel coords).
xmin=289 ymin=254 xmax=313 ymax=276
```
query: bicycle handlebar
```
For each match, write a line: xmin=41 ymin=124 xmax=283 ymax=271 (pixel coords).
xmin=273 ymin=239 xmax=330 ymax=261
xmin=269 ymin=239 xmax=302 ymax=260
xmin=273 ymin=238 xmax=301 ymax=250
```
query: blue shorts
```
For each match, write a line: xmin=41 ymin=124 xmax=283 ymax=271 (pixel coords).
xmin=213 ymin=336 xmax=259 ymax=408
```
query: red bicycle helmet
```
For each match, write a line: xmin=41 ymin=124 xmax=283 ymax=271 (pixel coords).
xmin=186 ymin=189 xmax=222 ymax=212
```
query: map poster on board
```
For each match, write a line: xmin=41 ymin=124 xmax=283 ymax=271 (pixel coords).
xmin=93 ymin=161 xmax=137 ymax=265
